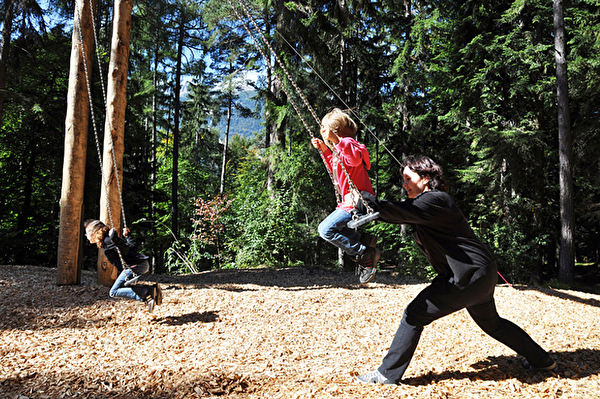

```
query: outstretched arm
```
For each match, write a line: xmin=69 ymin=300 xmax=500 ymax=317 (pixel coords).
xmin=358 ymin=191 xmax=440 ymax=225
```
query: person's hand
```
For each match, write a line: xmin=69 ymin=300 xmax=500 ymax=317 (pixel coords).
xmin=108 ymin=228 xmax=118 ymax=240
xmin=311 ymin=138 xmax=328 ymax=152
xmin=356 ymin=191 xmax=379 ymax=214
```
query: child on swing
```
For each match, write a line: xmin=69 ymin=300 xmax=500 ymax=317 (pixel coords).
xmin=84 ymin=219 xmax=162 ymax=312
xmin=311 ymin=108 xmax=380 ymax=284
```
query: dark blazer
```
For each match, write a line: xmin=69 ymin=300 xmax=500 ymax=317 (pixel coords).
xmin=360 ymin=190 xmax=496 ymax=288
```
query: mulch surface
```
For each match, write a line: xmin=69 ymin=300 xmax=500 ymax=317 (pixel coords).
xmin=1 ymin=264 xmax=599 ymax=398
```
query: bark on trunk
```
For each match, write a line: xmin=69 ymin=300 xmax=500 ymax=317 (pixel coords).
xmin=0 ymin=0 xmax=15 ymax=123
xmin=57 ymin=0 xmax=96 ymax=285
xmin=554 ymin=0 xmax=575 ymax=283
xmin=98 ymin=0 xmax=133 ymax=286
xmin=220 ymin=95 xmax=232 ymax=194
xmin=171 ymin=14 xmax=185 ymax=239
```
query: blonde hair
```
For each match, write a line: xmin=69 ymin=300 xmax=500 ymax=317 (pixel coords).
xmin=84 ymin=219 xmax=109 ymax=248
xmin=321 ymin=108 xmax=357 ymax=138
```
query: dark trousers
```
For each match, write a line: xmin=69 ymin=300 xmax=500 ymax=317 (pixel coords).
xmin=378 ymin=267 xmax=551 ymax=382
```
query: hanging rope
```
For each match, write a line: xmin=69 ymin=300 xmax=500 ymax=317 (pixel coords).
xmin=228 ymin=0 xmax=378 ymax=224
xmin=274 ymin=31 xmax=403 ymax=169
xmin=74 ymin=1 xmax=129 ymax=269
xmin=224 ymin=0 xmax=341 ymax=203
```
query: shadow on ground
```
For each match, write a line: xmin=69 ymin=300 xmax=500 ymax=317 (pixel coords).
xmin=156 ymin=310 xmax=219 ymax=325
xmin=402 ymin=348 xmax=600 ymax=385
xmin=147 ymin=266 xmax=424 ymax=290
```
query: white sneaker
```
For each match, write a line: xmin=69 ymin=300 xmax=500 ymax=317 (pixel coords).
xmin=147 ymin=299 xmax=155 ymax=313
xmin=356 ymin=370 xmax=395 ymax=385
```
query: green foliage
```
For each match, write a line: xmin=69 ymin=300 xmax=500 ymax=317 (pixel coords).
xmin=190 ymin=194 xmax=236 ymax=268
xmin=233 ymin=189 xmax=308 ymax=267
xmin=0 ymin=25 xmax=70 ymax=266
xmin=1 ymin=0 xmax=599 ymax=290
xmin=164 ymin=239 xmax=200 ymax=275
xmin=229 ymin=147 xmax=316 ymax=268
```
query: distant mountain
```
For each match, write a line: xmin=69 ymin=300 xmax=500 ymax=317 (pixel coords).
xmin=215 ymin=91 xmax=264 ymax=139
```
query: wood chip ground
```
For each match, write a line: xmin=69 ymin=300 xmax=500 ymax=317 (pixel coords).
xmin=1 ymin=265 xmax=599 ymax=398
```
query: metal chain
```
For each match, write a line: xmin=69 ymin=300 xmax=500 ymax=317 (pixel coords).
xmin=275 ymin=31 xmax=402 ymax=168
xmin=88 ymin=0 xmax=107 ymax=108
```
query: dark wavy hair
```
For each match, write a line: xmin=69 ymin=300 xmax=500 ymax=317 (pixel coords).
xmin=402 ymin=155 xmax=448 ymax=192
xmin=84 ymin=219 xmax=110 ymax=248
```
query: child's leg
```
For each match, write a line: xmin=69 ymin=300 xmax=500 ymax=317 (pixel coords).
xmin=360 ymin=232 xmax=378 ymax=248
xmin=318 ymin=209 xmax=364 ymax=256
xmin=109 ymin=269 xmax=145 ymax=301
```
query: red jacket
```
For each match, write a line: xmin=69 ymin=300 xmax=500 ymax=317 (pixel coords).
xmin=323 ymin=136 xmax=374 ymax=211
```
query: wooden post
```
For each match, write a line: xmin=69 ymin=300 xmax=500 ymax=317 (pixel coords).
xmin=97 ymin=0 xmax=133 ymax=286
xmin=57 ymin=0 xmax=95 ymax=285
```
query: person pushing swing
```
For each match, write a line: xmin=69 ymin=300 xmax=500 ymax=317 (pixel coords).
xmin=355 ymin=155 xmax=555 ymax=385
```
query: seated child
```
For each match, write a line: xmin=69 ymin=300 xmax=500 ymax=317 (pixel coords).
xmin=310 ymin=108 xmax=380 ymax=284
xmin=84 ymin=219 xmax=162 ymax=312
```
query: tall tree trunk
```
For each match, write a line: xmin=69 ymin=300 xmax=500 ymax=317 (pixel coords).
xmin=554 ymin=0 xmax=574 ymax=283
xmin=220 ymin=94 xmax=232 ymax=194
xmin=266 ymin=74 xmax=282 ymax=193
xmin=530 ymin=19 xmax=546 ymax=285
xmin=338 ymin=0 xmax=350 ymax=104
xmin=57 ymin=0 xmax=96 ymax=285
xmin=0 ymin=0 xmax=15 ymax=123
xmin=98 ymin=0 xmax=133 ymax=286
xmin=266 ymin=0 xmax=287 ymax=193
xmin=150 ymin=38 xmax=159 ymax=273
xmin=171 ymin=13 xmax=185 ymax=238
xmin=262 ymin=3 xmax=272 ymax=153
xmin=340 ymin=34 xmax=347 ymax=103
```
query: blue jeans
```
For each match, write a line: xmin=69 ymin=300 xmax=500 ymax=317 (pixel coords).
xmin=109 ymin=269 xmax=144 ymax=301
xmin=318 ymin=208 xmax=365 ymax=256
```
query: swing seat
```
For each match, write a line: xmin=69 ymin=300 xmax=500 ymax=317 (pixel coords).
xmin=347 ymin=212 xmax=380 ymax=229
xmin=124 ymin=274 xmax=141 ymax=286
xmin=124 ymin=260 xmax=150 ymax=286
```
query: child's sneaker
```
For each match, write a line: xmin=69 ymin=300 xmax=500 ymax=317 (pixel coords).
xmin=155 ymin=283 xmax=163 ymax=306
xmin=147 ymin=298 xmax=155 ymax=313
xmin=357 ymin=247 xmax=380 ymax=284
xmin=145 ymin=284 xmax=158 ymax=312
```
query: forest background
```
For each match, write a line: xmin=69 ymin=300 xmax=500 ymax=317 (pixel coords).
xmin=1 ymin=0 xmax=599 ymax=288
